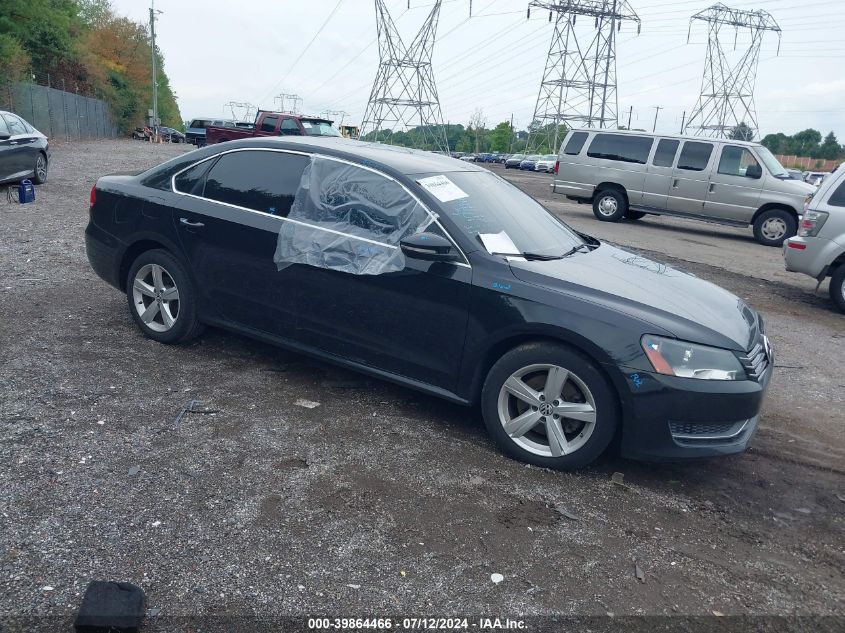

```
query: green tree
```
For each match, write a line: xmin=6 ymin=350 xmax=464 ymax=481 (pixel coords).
xmin=819 ymin=132 xmax=841 ymax=160
xmin=729 ymin=122 xmax=754 ymax=141
xmin=489 ymin=120 xmax=513 ymax=153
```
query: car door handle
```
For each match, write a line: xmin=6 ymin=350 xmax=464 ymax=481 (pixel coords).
xmin=708 ymin=183 xmax=715 ymax=193
xmin=179 ymin=217 xmax=204 ymax=228
xmin=9 ymin=141 xmax=17 ymax=145
xmin=672 ymin=178 xmax=679 ymax=188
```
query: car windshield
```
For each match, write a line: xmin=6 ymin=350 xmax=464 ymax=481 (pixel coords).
xmin=428 ymin=171 xmax=585 ymax=256
xmin=755 ymin=146 xmax=788 ymax=177
xmin=543 ymin=155 xmax=555 ymax=160
xmin=301 ymin=120 xmax=341 ymax=137
xmin=511 ymin=154 xmax=524 ymax=160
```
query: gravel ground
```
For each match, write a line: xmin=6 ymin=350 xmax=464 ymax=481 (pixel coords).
xmin=0 ymin=140 xmax=843 ymax=632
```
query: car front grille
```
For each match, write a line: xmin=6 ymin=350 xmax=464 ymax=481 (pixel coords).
xmin=739 ymin=339 xmax=770 ymax=382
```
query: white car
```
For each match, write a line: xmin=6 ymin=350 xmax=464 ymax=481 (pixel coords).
xmin=783 ymin=166 xmax=845 ymax=312
xmin=804 ymin=171 xmax=829 ymax=187
xmin=459 ymin=154 xmax=477 ymax=162
xmin=535 ymin=154 xmax=557 ymax=173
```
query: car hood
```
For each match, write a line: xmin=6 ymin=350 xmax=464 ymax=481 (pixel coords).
xmin=508 ymin=243 xmax=758 ymax=351
xmin=770 ymin=177 xmax=815 ymax=196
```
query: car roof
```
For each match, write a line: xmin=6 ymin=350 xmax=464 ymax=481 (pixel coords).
xmin=217 ymin=136 xmax=488 ymax=175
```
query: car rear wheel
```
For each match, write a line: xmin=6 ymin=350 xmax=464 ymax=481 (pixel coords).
xmin=33 ymin=153 xmax=48 ymax=184
xmin=126 ymin=249 xmax=203 ymax=344
xmin=592 ymin=189 xmax=627 ymax=222
xmin=752 ymin=208 xmax=796 ymax=246
xmin=830 ymin=265 xmax=845 ymax=314
xmin=481 ymin=342 xmax=619 ymax=470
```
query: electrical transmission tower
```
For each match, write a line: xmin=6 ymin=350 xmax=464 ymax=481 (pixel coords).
xmin=685 ymin=3 xmax=781 ymax=140
xmin=525 ymin=1 xmax=640 ymax=154
xmin=224 ymin=101 xmax=257 ymax=122
xmin=275 ymin=93 xmax=302 ymax=114
xmin=360 ymin=0 xmax=449 ymax=152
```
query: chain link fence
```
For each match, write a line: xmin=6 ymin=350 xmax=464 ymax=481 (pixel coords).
xmin=0 ymin=77 xmax=119 ymax=141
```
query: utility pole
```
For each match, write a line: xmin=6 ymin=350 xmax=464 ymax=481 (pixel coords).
xmin=507 ymin=113 xmax=514 ymax=154
xmin=627 ymin=105 xmax=632 ymax=130
xmin=679 ymin=110 xmax=686 ymax=134
xmin=652 ymin=106 xmax=662 ymax=132
xmin=149 ymin=0 xmax=162 ymax=128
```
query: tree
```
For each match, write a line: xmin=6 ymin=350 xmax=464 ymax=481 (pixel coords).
xmin=820 ymin=132 xmax=840 ymax=160
xmin=489 ymin=120 xmax=513 ymax=153
xmin=468 ymin=108 xmax=487 ymax=153
xmin=729 ymin=122 xmax=754 ymax=141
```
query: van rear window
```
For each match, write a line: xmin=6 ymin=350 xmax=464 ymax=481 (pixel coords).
xmin=587 ymin=134 xmax=653 ymax=164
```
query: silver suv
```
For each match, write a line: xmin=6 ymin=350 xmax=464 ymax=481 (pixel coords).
xmin=554 ymin=129 xmax=815 ymax=246
xmin=783 ymin=166 xmax=845 ymax=312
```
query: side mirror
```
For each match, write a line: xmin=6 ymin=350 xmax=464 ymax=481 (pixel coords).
xmin=746 ymin=164 xmax=762 ymax=179
xmin=400 ymin=232 xmax=458 ymax=262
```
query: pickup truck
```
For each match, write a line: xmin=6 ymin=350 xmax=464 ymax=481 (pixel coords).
xmin=205 ymin=110 xmax=341 ymax=145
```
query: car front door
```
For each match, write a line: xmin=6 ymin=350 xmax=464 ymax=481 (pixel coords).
xmin=277 ymin=157 xmax=472 ymax=392
xmin=667 ymin=140 xmax=715 ymax=215
xmin=703 ymin=144 xmax=764 ymax=222
xmin=171 ymin=148 xmax=311 ymax=337
xmin=641 ymin=138 xmax=679 ymax=210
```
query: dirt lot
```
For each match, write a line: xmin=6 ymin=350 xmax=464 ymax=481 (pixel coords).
xmin=0 ymin=140 xmax=842 ymax=631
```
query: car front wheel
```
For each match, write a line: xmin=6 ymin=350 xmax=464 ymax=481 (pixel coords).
xmin=752 ymin=208 xmax=796 ymax=246
xmin=126 ymin=249 xmax=203 ymax=344
xmin=830 ymin=265 xmax=845 ymax=313
xmin=481 ymin=342 xmax=619 ymax=470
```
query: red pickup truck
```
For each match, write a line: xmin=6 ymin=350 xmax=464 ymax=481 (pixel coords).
xmin=205 ymin=110 xmax=341 ymax=144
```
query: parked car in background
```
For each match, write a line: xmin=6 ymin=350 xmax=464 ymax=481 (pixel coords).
xmin=185 ymin=118 xmax=237 ymax=146
xmin=535 ymin=154 xmax=557 ymax=173
xmin=520 ymin=155 xmax=541 ymax=170
xmin=554 ymin=129 xmax=815 ymax=246
xmin=85 ymin=136 xmax=772 ymax=469
xmin=804 ymin=171 xmax=829 ymax=186
xmin=0 ymin=110 xmax=49 ymax=185
xmin=784 ymin=167 xmax=845 ymax=313
xmin=459 ymin=154 xmax=478 ymax=162
xmin=785 ymin=168 xmax=804 ymax=180
xmin=505 ymin=154 xmax=525 ymax=169
xmin=205 ymin=111 xmax=340 ymax=145
xmin=158 ymin=126 xmax=186 ymax=143
xmin=495 ymin=154 xmax=510 ymax=164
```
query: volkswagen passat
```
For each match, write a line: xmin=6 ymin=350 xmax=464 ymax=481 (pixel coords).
xmin=85 ymin=137 xmax=772 ymax=469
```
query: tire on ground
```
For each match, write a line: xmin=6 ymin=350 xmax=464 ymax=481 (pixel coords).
xmin=830 ymin=264 xmax=845 ymax=314
xmin=480 ymin=341 xmax=619 ymax=470
xmin=752 ymin=208 xmax=796 ymax=247
xmin=125 ymin=248 xmax=204 ymax=344
xmin=592 ymin=188 xmax=627 ymax=222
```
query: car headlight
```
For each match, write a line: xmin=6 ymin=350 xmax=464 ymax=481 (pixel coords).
xmin=641 ymin=335 xmax=745 ymax=381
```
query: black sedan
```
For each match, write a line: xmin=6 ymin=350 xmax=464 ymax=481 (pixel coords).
xmin=85 ymin=137 xmax=772 ymax=469
xmin=158 ymin=126 xmax=186 ymax=143
xmin=0 ymin=110 xmax=50 ymax=185
xmin=504 ymin=153 xmax=525 ymax=169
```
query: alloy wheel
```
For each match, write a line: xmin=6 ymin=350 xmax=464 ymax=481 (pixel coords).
xmin=497 ymin=363 xmax=597 ymax=457
xmin=761 ymin=217 xmax=787 ymax=241
xmin=132 ymin=263 xmax=180 ymax=332
xmin=598 ymin=195 xmax=618 ymax=217
xmin=36 ymin=155 xmax=47 ymax=181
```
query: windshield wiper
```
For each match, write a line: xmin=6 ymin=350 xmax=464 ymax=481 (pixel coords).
xmin=491 ymin=244 xmax=591 ymax=260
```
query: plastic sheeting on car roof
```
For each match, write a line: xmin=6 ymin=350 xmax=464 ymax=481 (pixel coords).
xmin=274 ymin=157 xmax=434 ymax=275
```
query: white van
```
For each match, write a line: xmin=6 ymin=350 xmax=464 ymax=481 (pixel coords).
xmin=553 ymin=129 xmax=815 ymax=246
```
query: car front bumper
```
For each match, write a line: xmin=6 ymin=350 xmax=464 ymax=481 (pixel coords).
xmin=783 ymin=235 xmax=841 ymax=279
xmin=613 ymin=362 xmax=771 ymax=461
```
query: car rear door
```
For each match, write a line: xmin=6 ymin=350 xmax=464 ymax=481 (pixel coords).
xmin=703 ymin=144 xmax=764 ymax=222
xmin=1 ymin=114 xmax=32 ymax=178
xmin=641 ymin=138 xmax=679 ymax=210
xmin=667 ymin=140 xmax=716 ymax=215
xmin=171 ymin=148 xmax=311 ymax=337
xmin=0 ymin=116 xmax=17 ymax=181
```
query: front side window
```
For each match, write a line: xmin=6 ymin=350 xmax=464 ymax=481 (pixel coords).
xmin=652 ymin=139 xmax=679 ymax=167
xmin=563 ymin=131 xmax=588 ymax=155
xmin=189 ymin=120 xmax=210 ymax=129
xmin=3 ymin=114 xmax=26 ymax=136
xmin=259 ymin=116 xmax=279 ymax=133
xmin=203 ymin=150 xmax=309 ymax=216
xmin=430 ymin=170 xmax=584 ymax=257
xmin=279 ymin=119 xmax=299 ymax=136
xmin=718 ymin=146 xmax=760 ymax=177
xmin=587 ymin=133 xmax=653 ymax=164
xmin=677 ymin=141 xmax=713 ymax=171
xmin=274 ymin=157 xmax=432 ymax=275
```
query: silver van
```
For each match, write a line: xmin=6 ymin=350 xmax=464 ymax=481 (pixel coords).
xmin=553 ymin=129 xmax=815 ymax=246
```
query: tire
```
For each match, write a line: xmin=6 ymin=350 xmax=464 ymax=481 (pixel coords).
xmin=32 ymin=152 xmax=48 ymax=184
xmin=830 ymin=265 xmax=845 ymax=314
xmin=752 ymin=208 xmax=796 ymax=247
xmin=126 ymin=249 xmax=203 ymax=344
xmin=481 ymin=342 xmax=619 ymax=470
xmin=625 ymin=210 xmax=646 ymax=220
xmin=592 ymin=188 xmax=627 ymax=222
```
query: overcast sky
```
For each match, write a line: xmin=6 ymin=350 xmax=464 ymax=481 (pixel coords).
xmin=113 ymin=0 xmax=845 ymax=140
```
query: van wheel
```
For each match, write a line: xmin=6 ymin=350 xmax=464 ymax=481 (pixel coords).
xmin=592 ymin=189 xmax=627 ymax=222
xmin=481 ymin=342 xmax=619 ymax=470
xmin=830 ymin=265 xmax=845 ymax=314
xmin=752 ymin=208 xmax=796 ymax=246
xmin=625 ymin=210 xmax=646 ymax=220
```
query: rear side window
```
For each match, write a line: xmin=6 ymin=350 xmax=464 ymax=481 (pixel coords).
xmin=827 ymin=180 xmax=845 ymax=207
xmin=652 ymin=139 xmax=679 ymax=167
xmin=203 ymin=150 xmax=310 ymax=216
xmin=259 ymin=116 xmax=279 ymax=133
xmin=173 ymin=159 xmax=217 ymax=196
xmin=563 ymin=132 xmax=588 ymax=155
xmin=279 ymin=119 xmax=299 ymax=135
xmin=189 ymin=120 xmax=209 ymax=129
xmin=677 ymin=142 xmax=713 ymax=171
xmin=587 ymin=133 xmax=653 ymax=164
xmin=0 ymin=116 xmax=8 ymax=135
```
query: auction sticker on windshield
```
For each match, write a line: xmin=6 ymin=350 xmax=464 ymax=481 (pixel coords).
xmin=416 ymin=175 xmax=469 ymax=202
